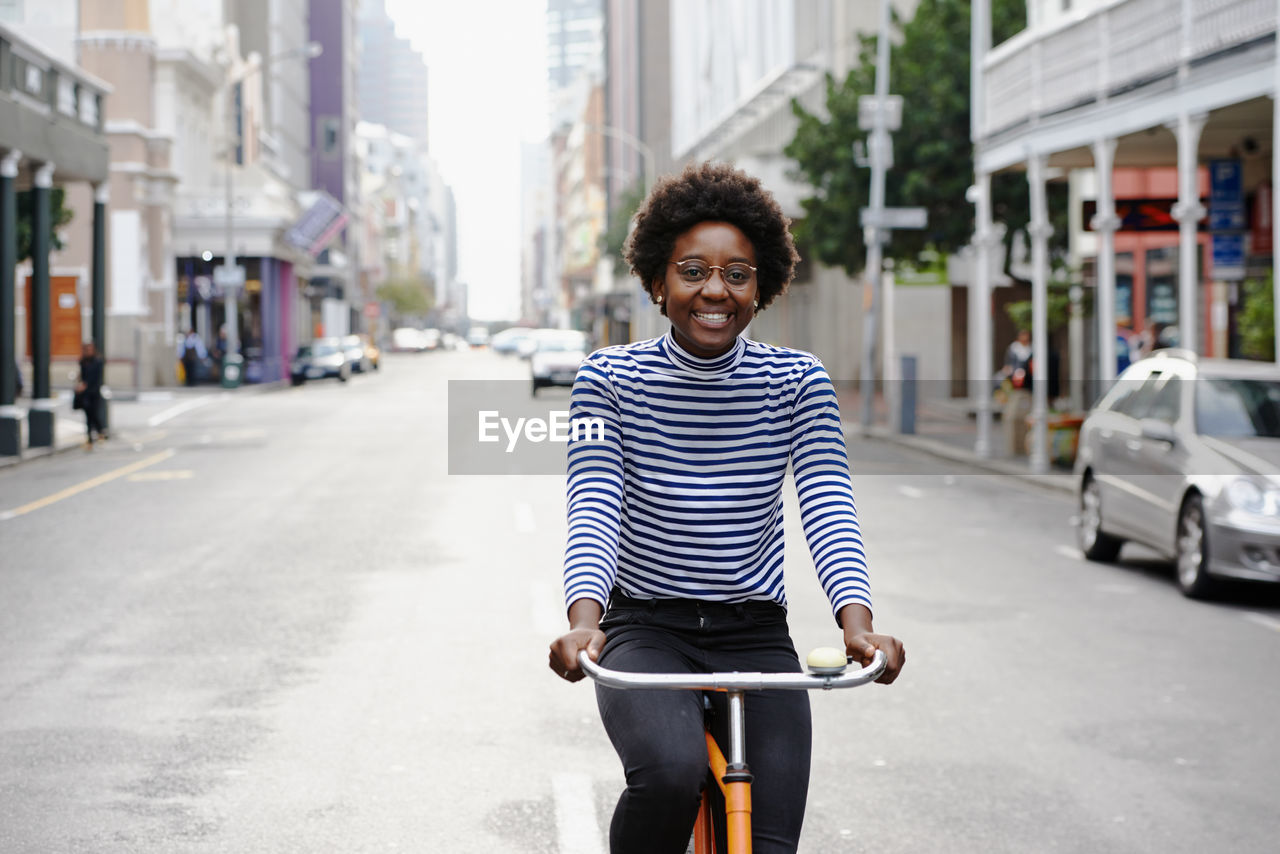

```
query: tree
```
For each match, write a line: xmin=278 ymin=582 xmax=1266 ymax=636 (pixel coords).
xmin=601 ymin=182 xmax=647 ymax=276
xmin=376 ymin=274 xmax=435 ymax=320
xmin=16 ymin=187 xmax=74 ymax=263
xmin=786 ymin=0 xmax=1070 ymax=277
xmin=1238 ymin=273 xmax=1275 ymax=361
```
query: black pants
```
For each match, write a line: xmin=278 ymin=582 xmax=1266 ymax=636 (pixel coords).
xmin=596 ymin=592 xmax=811 ymax=854
xmin=83 ymin=393 xmax=104 ymax=439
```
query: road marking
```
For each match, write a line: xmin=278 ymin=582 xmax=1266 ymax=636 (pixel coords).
xmin=1053 ymin=544 xmax=1081 ymax=561
xmin=515 ymin=501 xmax=536 ymax=533
xmin=1242 ymin=612 xmax=1280 ymax=634
xmin=147 ymin=395 xmax=214 ymax=427
xmin=0 ymin=449 xmax=177 ymax=520
xmin=127 ymin=469 xmax=195 ymax=482
xmin=552 ymin=772 xmax=604 ymax=854
xmin=897 ymin=485 xmax=924 ymax=499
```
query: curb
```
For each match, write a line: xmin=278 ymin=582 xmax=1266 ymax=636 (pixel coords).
xmin=844 ymin=423 xmax=1076 ymax=496
xmin=0 ymin=380 xmax=291 ymax=471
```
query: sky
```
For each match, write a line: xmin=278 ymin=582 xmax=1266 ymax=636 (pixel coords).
xmin=385 ymin=0 xmax=549 ymax=322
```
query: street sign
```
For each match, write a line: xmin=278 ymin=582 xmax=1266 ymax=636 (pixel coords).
xmin=363 ymin=302 xmax=381 ymax=319
xmin=1209 ymin=159 xmax=1244 ymax=231
xmin=861 ymin=207 xmax=928 ymax=230
xmin=1212 ymin=233 xmax=1245 ymax=280
xmin=213 ymin=264 xmax=246 ymax=288
xmin=858 ymin=95 xmax=902 ymax=131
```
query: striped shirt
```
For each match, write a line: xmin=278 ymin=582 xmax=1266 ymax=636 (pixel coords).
xmin=562 ymin=332 xmax=872 ymax=623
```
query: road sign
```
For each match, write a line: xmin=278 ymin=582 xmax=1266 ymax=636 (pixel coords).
xmin=858 ymin=95 xmax=902 ymax=131
xmin=1212 ymin=233 xmax=1245 ymax=280
xmin=363 ymin=302 xmax=381 ymax=319
xmin=860 ymin=207 xmax=927 ymax=230
xmin=213 ymin=264 xmax=245 ymax=288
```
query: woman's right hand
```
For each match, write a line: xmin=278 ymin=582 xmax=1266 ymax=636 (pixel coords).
xmin=548 ymin=627 xmax=606 ymax=683
xmin=549 ymin=598 xmax=606 ymax=682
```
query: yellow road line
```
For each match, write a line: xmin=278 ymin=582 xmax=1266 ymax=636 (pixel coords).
xmin=1 ymin=449 xmax=177 ymax=520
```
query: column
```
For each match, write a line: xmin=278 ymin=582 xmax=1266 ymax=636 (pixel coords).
xmin=1027 ymin=153 xmax=1052 ymax=474
xmin=1092 ymin=138 xmax=1121 ymax=385
xmin=1273 ymin=6 xmax=1279 ymax=362
xmin=27 ymin=161 xmax=55 ymax=448
xmin=0 ymin=150 xmax=20 ymax=456
xmin=1170 ymin=113 xmax=1206 ymax=355
xmin=92 ymin=181 xmax=109 ymax=432
xmin=970 ymin=172 xmax=1004 ymax=458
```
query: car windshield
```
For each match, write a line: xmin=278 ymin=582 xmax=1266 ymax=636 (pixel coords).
xmin=313 ymin=342 xmax=339 ymax=356
xmin=1196 ymin=378 xmax=1280 ymax=438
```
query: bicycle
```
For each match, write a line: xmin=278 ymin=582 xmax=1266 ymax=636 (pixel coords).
xmin=578 ymin=646 xmax=887 ymax=854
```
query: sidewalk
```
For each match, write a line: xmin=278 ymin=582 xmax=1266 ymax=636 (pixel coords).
xmin=0 ymin=381 xmax=287 ymax=470
xmin=836 ymin=388 xmax=1076 ymax=496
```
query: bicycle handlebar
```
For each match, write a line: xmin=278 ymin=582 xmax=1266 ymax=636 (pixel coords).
xmin=577 ymin=649 xmax=886 ymax=691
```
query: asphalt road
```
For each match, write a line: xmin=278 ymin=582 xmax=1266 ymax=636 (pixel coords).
xmin=2 ymin=347 xmax=1279 ymax=853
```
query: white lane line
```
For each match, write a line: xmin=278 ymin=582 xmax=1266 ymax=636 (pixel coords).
xmin=515 ymin=501 xmax=536 ymax=533
xmin=552 ymin=772 xmax=605 ymax=854
xmin=532 ymin=580 xmax=565 ymax=638
xmin=147 ymin=395 xmax=214 ymax=427
xmin=897 ymin=485 xmax=924 ymax=499
xmin=1242 ymin=612 xmax=1280 ymax=634
xmin=1053 ymin=544 xmax=1081 ymax=561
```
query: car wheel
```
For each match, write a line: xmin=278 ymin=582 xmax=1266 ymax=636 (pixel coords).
xmin=1175 ymin=493 xmax=1217 ymax=598
xmin=1079 ymin=475 xmax=1123 ymax=561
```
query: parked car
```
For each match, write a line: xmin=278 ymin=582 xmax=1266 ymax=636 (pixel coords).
xmin=341 ymin=334 xmax=371 ymax=373
xmin=290 ymin=338 xmax=350 ymax=385
xmin=466 ymin=326 xmax=490 ymax=348
xmin=1075 ymin=350 xmax=1280 ymax=597
xmin=530 ymin=329 xmax=589 ymax=395
xmin=490 ymin=327 xmax=534 ymax=355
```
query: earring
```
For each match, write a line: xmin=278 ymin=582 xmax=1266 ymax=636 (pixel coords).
xmin=655 ymin=294 xmax=663 ymax=304
xmin=753 ymin=300 xmax=759 ymax=309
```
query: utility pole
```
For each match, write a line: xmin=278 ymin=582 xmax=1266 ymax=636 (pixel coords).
xmin=858 ymin=0 xmax=892 ymax=433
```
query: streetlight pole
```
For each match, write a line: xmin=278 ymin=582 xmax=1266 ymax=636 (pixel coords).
xmin=220 ymin=38 xmax=321 ymax=386
xmin=859 ymin=0 xmax=892 ymax=434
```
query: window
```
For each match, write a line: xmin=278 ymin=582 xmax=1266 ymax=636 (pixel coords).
xmin=1116 ymin=371 xmax=1164 ymax=419
xmin=318 ymin=116 xmax=341 ymax=159
xmin=1196 ymin=379 xmax=1280 ymax=438
xmin=1146 ymin=375 xmax=1182 ymax=424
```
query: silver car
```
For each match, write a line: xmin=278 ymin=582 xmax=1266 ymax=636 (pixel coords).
xmin=1075 ymin=350 xmax=1280 ymax=597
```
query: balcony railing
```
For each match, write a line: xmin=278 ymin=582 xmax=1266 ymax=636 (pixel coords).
xmin=981 ymin=0 xmax=1276 ymax=139
xmin=1 ymin=22 xmax=108 ymax=134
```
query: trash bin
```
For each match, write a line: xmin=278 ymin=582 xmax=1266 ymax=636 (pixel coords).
xmin=221 ymin=353 xmax=243 ymax=389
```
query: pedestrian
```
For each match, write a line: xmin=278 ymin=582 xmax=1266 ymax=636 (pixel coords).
xmin=181 ymin=328 xmax=205 ymax=386
xmin=1001 ymin=329 xmax=1033 ymax=455
xmin=547 ymin=161 xmax=904 ymax=854
xmin=75 ymin=341 xmax=106 ymax=447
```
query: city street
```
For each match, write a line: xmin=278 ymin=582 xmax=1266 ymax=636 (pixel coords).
xmin=3 ymin=348 xmax=1280 ymax=853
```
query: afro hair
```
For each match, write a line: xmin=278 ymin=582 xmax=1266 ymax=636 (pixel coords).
xmin=623 ymin=161 xmax=799 ymax=313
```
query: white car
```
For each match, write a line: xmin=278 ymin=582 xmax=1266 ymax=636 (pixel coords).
xmin=530 ymin=330 xmax=589 ymax=395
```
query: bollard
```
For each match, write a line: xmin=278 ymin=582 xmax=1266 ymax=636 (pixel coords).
xmin=900 ymin=355 xmax=916 ymax=435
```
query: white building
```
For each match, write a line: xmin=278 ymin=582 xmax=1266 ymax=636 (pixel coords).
xmin=969 ymin=0 xmax=1278 ymax=469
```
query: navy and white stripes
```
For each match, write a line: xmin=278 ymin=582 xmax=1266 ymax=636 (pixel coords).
xmin=562 ymin=332 xmax=872 ymax=622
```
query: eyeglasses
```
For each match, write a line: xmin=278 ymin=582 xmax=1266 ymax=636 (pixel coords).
xmin=668 ymin=259 xmax=757 ymax=290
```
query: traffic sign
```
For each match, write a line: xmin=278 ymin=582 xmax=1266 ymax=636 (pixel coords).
xmin=858 ymin=95 xmax=902 ymax=131
xmin=861 ymin=207 xmax=927 ymax=230
xmin=213 ymin=264 xmax=246 ymax=288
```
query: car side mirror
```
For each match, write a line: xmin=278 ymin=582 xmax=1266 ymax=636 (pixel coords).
xmin=1139 ymin=419 xmax=1177 ymax=445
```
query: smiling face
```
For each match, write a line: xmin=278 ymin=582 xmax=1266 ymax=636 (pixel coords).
xmin=655 ymin=221 xmax=758 ymax=359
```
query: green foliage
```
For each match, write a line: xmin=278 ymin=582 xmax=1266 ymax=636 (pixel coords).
xmin=1238 ymin=273 xmax=1275 ymax=361
xmin=16 ymin=188 xmax=74 ymax=263
xmin=601 ymin=182 xmax=647 ymax=276
xmin=785 ymin=0 xmax=1071 ymax=278
xmin=376 ymin=274 xmax=435 ymax=318
xmin=1004 ymin=263 xmax=1092 ymax=333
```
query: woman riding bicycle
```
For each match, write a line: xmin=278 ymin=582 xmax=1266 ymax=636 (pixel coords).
xmin=548 ymin=161 xmax=905 ymax=854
